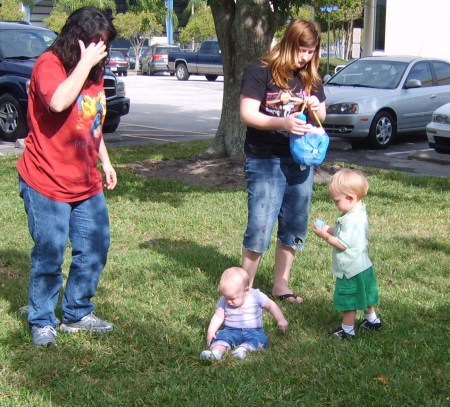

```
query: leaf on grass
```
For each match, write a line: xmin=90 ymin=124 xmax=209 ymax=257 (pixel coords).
xmin=375 ymin=375 xmax=389 ymax=385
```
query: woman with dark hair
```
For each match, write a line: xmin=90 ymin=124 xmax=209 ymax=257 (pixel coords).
xmin=17 ymin=7 xmax=118 ymax=346
xmin=239 ymin=19 xmax=326 ymax=304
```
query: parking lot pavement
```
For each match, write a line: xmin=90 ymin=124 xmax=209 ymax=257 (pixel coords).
xmin=0 ymin=139 xmax=24 ymax=156
xmin=326 ymin=139 xmax=450 ymax=177
xmin=0 ymin=133 xmax=123 ymax=156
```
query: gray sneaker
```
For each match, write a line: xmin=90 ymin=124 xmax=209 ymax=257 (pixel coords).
xmin=200 ymin=349 xmax=223 ymax=361
xmin=59 ymin=312 xmax=113 ymax=333
xmin=31 ymin=325 xmax=57 ymax=347
xmin=231 ymin=346 xmax=248 ymax=360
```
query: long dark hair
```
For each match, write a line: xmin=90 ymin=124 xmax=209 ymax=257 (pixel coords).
xmin=49 ymin=6 xmax=117 ymax=83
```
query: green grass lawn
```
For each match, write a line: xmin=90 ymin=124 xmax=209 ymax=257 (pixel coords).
xmin=0 ymin=140 xmax=449 ymax=406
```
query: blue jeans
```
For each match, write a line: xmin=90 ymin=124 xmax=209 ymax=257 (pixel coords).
xmin=19 ymin=177 xmax=110 ymax=328
xmin=243 ymin=157 xmax=314 ymax=252
xmin=211 ymin=327 xmax=269 ymax=350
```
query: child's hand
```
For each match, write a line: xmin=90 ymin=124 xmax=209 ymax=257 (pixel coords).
xmin=312 ymin=219 xmax=329 ymax=239
xmin=278 ymin=318 xmax=288 ymax=333
xmin=285 ymin=113 xmax=314 ymax=135
xmin=206 ymin=331 xmax=216 ymax=347
xmin=306 ymin=95 xmax=320 ymax=111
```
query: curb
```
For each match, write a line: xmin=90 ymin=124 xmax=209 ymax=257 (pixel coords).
xmin=408 ymin=150 xmax=450 ymax=165
xmin=0 ymin=132 xmax=124 ymax=156
xmin=329 ymin=138 xmax=352 ymax=151
xmin=103 ymin=131 xmax=124 ymax=142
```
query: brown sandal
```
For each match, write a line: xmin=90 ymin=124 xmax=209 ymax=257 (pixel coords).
xmin=275 ymin=293 xmax=304 ymax=304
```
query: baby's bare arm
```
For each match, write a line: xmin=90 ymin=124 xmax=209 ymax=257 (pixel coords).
xmin=264 ymin=299 xmax=288 ymax=333
xmin=206 ymin=309 xmax=225 ymax=346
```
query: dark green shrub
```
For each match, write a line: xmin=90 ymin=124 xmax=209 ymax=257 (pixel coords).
xmin=319 ymin=57 xmax=347 ymax=79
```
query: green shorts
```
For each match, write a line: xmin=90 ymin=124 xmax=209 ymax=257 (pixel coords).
xmin=333 ymin=266 xmax=379 ymax=311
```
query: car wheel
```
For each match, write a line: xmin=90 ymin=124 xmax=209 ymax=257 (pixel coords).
xmin=368 ymin=111 xmax=396 ymax=149
xmin=0 ymin=93 xmax=28 ymax=141
xmin=205 ymin=75 xmax=218 ymax=81
xmin=123 ymin=71 xmax=128 ymax=76
xmin=102 ymin=123 xmax=119 ymax=133
xmin=176 ymin=63 xmax=190 ymax=81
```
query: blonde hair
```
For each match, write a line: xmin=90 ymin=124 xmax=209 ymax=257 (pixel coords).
xmin=219 ymin=267 xmax=249 ymax=293
xmin=262 ymin=19 xmax=321 ymax=92
xmin=328 ymin=169 xmax=369 ymax=200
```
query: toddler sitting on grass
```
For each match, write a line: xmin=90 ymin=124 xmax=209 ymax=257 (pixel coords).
xmin=200 ymin=267 xmax=288 ymax=361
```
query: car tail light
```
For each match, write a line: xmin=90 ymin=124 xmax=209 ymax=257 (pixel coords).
xmin=153 ymin=54 xmax=163 ymax=60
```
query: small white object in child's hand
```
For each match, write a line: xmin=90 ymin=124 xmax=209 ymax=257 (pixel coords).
xmin=315 ymin=219 xmax=324 ymax=228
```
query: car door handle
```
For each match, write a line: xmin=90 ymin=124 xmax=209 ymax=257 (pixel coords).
xmin=430 ymin=95 xmax=437 ymax=99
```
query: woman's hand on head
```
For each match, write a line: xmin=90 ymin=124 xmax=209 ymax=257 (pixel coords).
xmin=78 ymin=40 xmax=108 ymax=68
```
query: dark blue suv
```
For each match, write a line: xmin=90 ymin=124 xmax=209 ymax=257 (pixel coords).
xmin=0 ymin=21 xmax=130 ymax=141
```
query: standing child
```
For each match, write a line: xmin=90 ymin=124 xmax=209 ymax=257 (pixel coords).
xmin=200 ymin=267 xmax=288 ymax=360
xmin=312 ymin=169 xmax=382 ymax=339
xmin=240 ymin=19 xmax=326 ymax=304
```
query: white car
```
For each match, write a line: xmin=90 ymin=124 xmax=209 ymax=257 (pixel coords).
xmin=323 ymin=56 xmax=450 ymax=149
xmin=426 ymin=102 xmax=450 ymax=154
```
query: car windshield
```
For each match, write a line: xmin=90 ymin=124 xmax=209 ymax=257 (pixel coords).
xmin=327 ymin=60 xmax=408 ymax=89
xmin=0 ymin=29 xmax=56 ymax=58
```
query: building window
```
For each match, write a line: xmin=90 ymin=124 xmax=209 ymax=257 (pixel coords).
xmin=374 ymin=0 xmax=386 ymax=51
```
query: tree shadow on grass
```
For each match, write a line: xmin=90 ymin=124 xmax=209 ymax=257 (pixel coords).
xmin=139 ymin=237 xmax=239 ymax=286
xmin=0 ymin=248 xmax=30 ymax=314
xmin=403 ymin=235 xmax=450 ymax=256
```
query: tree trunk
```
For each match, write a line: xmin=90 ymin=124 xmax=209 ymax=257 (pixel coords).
xmin=207 ymin=0 xmax=282 ymax=158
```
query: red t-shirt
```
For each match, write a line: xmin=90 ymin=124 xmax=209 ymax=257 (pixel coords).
xmin=17 ymin=51 xmax=106 ymax=202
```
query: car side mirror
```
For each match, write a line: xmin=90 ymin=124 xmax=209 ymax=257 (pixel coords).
xmin=323 ymin=74 xmax=331 ymax=83
xmin=405 ymin=79 xmax=421 ymax=89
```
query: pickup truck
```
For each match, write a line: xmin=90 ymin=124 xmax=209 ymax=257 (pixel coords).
xmin=168 ymin=40 xmax=223 ymax=81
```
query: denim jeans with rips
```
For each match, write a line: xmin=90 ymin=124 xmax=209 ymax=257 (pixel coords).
xmin=243 ymin=157 xmax=314 ymax=253
xmin=19 ymin=177 xmax=110 ymax=328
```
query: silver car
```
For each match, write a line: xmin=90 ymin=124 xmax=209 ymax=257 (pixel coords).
xmin=141 ymin=44 xmax=181 ymax=75
xmin=323 ymin=56 xmax=450 ymax=148
xmin=427 ymin=102 xmax=450 ymax=154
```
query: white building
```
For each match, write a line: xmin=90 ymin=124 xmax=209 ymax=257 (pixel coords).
xmin=363 ymin=0 xmax=450 ymax=61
